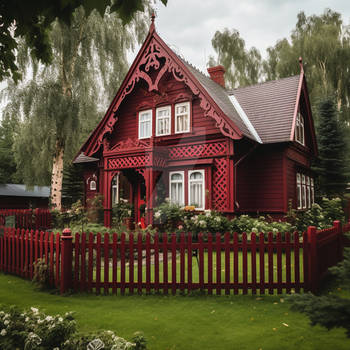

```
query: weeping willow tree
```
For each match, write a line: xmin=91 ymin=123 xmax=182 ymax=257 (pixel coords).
xmin=3 ymin=5 xmax=151 ymax=209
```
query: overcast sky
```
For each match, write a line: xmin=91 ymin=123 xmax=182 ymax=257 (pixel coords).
xmin=137 ymin=0 xmax=350 ymax=73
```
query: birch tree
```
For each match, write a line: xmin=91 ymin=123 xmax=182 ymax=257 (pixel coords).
xmin=3 ymin=6 xmax=150 ymax=209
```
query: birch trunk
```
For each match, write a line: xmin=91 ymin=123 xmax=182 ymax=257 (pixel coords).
xmin=51 ymin=142 xmax=65 ymax=210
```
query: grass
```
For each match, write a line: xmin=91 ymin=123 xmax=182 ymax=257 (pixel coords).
xmin=1 ymin=273 xmax=349 ymax=349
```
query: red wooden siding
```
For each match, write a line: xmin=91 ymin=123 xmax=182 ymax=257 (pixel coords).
xmin=109 ymin=73 xmax=221 ymax=148
xmin=1 ymin=221 xmax=347 ymax=295
xmin=236 ymin=146 xmax=284 ymax=212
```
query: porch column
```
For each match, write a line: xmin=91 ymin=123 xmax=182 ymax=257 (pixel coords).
xmin=145 ymin=168 xmax=156 ymax=226
xmin=103 ymin=171 xmax=112 ymax=227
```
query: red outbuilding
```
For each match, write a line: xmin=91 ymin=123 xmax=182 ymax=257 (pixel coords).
xmin=75 ymin=18 xmax=318 ymax=227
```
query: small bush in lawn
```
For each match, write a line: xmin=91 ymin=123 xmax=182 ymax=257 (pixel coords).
xmin=0 ymin=306 xmax=147 ymax=350
xmin=32 ymin=259 xmax=52 ymax=291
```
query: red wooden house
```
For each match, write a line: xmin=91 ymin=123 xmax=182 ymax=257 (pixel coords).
xmin=74 ymin=18 xmax=317 ymax=227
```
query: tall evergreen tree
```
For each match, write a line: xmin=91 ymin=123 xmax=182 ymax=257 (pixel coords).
xmin=3 ymin=5 xmax=151 ymax=209
xmin=62 ymin=164 xmax=84 ymax=207
xmin=314 ymin=96 xmax=348 ymax=197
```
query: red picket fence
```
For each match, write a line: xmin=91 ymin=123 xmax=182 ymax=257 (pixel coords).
xmin=0 ymin=209 xmax=51 ymax=230
xmin=0 ymin=221 xmax=348 ymax=295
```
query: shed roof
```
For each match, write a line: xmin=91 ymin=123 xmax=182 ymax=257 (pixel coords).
xmin=0 ymin=184 xmax=50 ymax=198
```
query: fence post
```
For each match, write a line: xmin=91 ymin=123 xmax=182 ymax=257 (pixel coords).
xmin=307 ymin=226 xmax=318 ymax=293
xmin=60 ymin=228 xmax=73 ymax=294
xmin=333 ymin=220 xmax=343 ymax=262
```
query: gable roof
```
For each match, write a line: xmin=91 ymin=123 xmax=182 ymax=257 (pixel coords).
xmin=232 ymin=75 xmax=300 ymax=143
xmin=75 ymin=20 xmax=315 ymax=161
xmin=180 ymin=59 xmax=255 ymax=140
xmin=0 ymin=184 xmax=50 ymax=198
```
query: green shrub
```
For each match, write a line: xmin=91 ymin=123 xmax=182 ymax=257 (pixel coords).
xmin=32 ymin=259 xmax=52 ymax=291
xmin=86 ymin=194 xmax=104 ymax=224
xmin=153 ymin=202 xmax=188 ymax=232
xmin=112 ymin=201 xmax=134 ymax=228
xmin=184 ymin=210 xmax=231 ymax=235
xmin=0 ymin=306 xmax=146 ymax=350
xmin=230 ymin=215 xmax=295 ymax=237
xmin=289 ymin=197 xmax=345 ymax=232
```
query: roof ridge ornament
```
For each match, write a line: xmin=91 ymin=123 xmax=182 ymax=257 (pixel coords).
xmin=150 ymin=13 xmax=156 ymax=33
xmin=299 ymin=57 xmax=304 ymax=74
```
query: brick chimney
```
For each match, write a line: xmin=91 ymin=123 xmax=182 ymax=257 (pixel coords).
xmin=207 ymin=65 xmax=226 ymax=88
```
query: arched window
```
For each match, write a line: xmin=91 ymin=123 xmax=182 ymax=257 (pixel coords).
xmin=89 ymin=180 xmax=96 ymax=191
xmin=169 ymin=171 xmax=184 ymax=206
xmin=188 ymin=170 xmax=205 ymax=210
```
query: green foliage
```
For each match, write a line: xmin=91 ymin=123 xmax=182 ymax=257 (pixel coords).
xmin=209 ymin=28 xmax=262 ymax=88
xmin=153 ymin=202 xmax=188 ymax=232
xmin=290 ymin=293 xmax=350 ymax=337
xmin=112 ymin=201 xmax=134 ymax=228
xmin=230 ymin=215 xmax=295 ymax=237
xmin=0 ymin=306 xmax=76 ymax=350
xmin=31 ymin=259 xmax=52 ymax=291
xmin=264 ymin=9 xmax=350 ymax=127
xmin=290 ymin=246 xmax=350 ymax=337
xmin=3 ymin=5 xmax=152 ymax=206
xmin=314 ymin=96 xmax=349 ymax=197
xmin=185 ymin=210 xmax=231 ymax=235
xmin=0 ymin=113 xmax=20 ymax=184
xmin=62 ymin=164 xmax=84 ymax=207
xmin=0 ymin=0 xmax=168 ymax=83
xmin=0 ymin=306 xmax=145 ymax=349
xmin=86 ymin=194 xmax=104 ymax=224
xmin=287 ymin=197 xmax=345 ymax=232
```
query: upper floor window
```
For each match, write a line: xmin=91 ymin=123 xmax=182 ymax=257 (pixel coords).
xmin=188 ymin=170 xmax=205 ymax=210
xmin=175 ymin=102 xmax=190 ymax=134
xmin=156 ymin=106 xmax=171 ymax=136
xmin=295 ymin=112 xmax=305 ymax=145
xmin=169 ymin=171 xmax=184 ymax=206
xmin=139 ymin=109 xmax=152 ymax=139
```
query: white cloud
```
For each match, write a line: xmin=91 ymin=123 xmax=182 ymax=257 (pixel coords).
xmin=139 ymin=0 xmax=350 ymax=73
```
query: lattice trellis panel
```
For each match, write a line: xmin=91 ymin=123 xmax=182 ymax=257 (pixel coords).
xmin=213 ymin=158 xmax=228 ymax=211
xmin=169 ymin=142 xmax=227 ymax=160
xmin=108 ymin=156 xmax=146 ymax=169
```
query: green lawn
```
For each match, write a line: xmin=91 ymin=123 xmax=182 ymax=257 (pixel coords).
xmin=1 ymin=273 xmax=349 ymax=350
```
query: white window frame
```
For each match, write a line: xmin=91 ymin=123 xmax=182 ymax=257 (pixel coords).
xmin=302 ymin=174 xmax=307 ymax=209
xmin=156 ymin=105 xmax=171 ymax=136
xmin=169 ymin=171 xmax=185 ymax=206
xmin=296 ymin=173 xmax=302 ymax=210
xmin=175 ymin=102 xmax=190 ymax=134
xmin=90 ymin=180 xmax=96 ymax=191
xmin=138 ymin=109 xmax=152 ymax=139
xmin=306 ymin=176 xmax=311 ymax=208
xmin=111 ymin=174 xmax=119 ymax=205
xmin=188 ymin=169 xmax=205 ymax=210
xmin=295 ymin=112 xmax=305 ymax=146
xmin=311 ymin=178 xmax=315 ymax=205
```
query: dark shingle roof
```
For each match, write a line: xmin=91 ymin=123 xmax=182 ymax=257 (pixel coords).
xmin=0 ymin=184 xmax=50 ymax=197
xmin=180 ymin=59 xmax=255 ymax=140
xmin=232 ymin=75 xmax=300 ymax=143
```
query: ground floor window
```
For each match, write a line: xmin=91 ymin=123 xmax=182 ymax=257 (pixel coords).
xmin=188 ymin=170 xmax=205 ymax=210
xmin=296 ymin=172 xmax=314 ymax=210
xmin=169 ymin=169 xmax=206 ymax=210
xmin=169 ymin=171 xmax=184 ymax=206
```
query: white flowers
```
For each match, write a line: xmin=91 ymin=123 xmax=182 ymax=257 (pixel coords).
xmin=3 ymin=320 xmax=9 ymax=326
xmin=45 ymin=315 xmax=53 ymax=322
xmin=199 ymin=220 xmax=207 ymax=228
xmin=1 ymin=329 xmax=7 ymax=336
xmin=214 ymin=216 xmax=221 ymax=222
xmin=154 ymin=211 xmax=161 ymax=218
xmin=30 ymin=307 xmax=39 ymax=314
